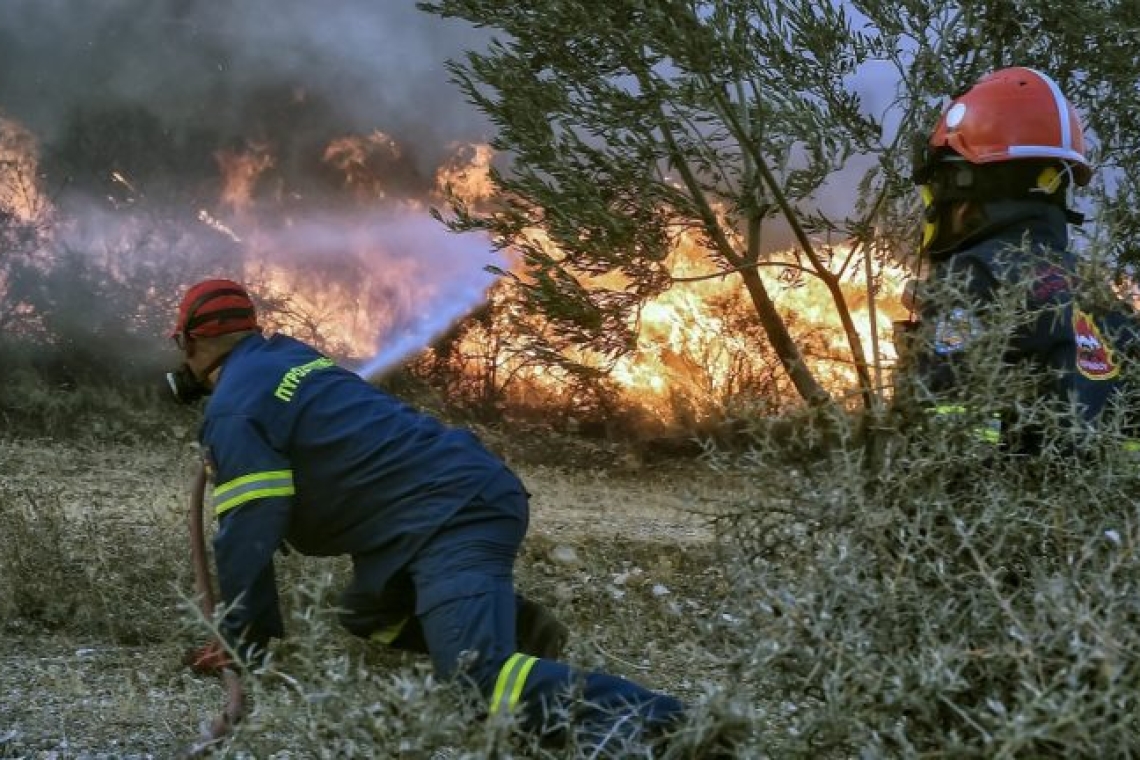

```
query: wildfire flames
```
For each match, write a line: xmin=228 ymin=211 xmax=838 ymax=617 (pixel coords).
xmin=0 ymin=116 xmax=46 ymax=223
xmin=0 ymin=111 xmax=907 ymax=414
xmin=610 ymin=233 xmax=909 ymax=410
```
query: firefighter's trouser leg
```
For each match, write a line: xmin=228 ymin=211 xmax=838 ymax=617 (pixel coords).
xmin=408 ymin=470 xmax=686 ymax=748
xmin=340 ymin=567 xmax=567 ymax=657
xmin=486 ymin=654 xmax=688 ymax=749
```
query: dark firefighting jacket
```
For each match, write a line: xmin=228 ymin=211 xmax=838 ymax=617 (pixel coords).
xmin=199 ymin=333 xmax=509 ymax=660
xmin=913 ymin=200 xmax=1139 ymax=451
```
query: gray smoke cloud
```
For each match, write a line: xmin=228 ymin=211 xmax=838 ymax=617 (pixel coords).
xmin=0 ymin=0 xmax=508 ymax=374
xmin=0 ymin=0 xmax=491 ymax=172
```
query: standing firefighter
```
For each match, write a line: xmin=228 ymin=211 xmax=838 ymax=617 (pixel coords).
xmin=167 ymin=279 xmax=687 ymax=753
xmin=902 ymin=66 xmax=1138 ymax=454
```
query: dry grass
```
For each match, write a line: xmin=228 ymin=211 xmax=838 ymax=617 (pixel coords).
xmin=0 ymin=432 xmax=756 ymax=758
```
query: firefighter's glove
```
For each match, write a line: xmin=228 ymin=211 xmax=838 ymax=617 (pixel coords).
xmin=183 ymin=640 xmax=233 ymax=677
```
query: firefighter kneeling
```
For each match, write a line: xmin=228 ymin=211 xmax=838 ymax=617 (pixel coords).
xmin=168 ymin=279 xmax=694 ymax=755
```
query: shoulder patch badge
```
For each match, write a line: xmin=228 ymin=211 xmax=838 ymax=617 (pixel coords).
xmin=1074 ymin=308 xmax=1120 ymax=380
xmin=933 ymin=307 xmax=980 ymax=355
xmin=1031 ymin=264 xmax=1070 ymax=302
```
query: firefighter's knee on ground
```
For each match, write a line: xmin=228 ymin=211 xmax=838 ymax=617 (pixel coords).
xmin=339 ymin=605 xmax=413 ymax=644
xmin=517 ymin=597 xmax=569 ymax=660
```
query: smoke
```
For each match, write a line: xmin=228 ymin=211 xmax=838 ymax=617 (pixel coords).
xmin=0 ymin=1 xmax=910 ymax=379
xmin=345 ymin=217 xmax=501 ymax=380
xmin=0 ymin=1 xmax=491 ymax=171
xmin=224 ymin=209 xmax=502 ymax=378
xmin=0 ymin=0 xmax=504 ymax=372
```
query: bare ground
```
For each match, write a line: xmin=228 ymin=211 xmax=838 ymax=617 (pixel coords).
xmin=0 ymin=435 xmax=754 ymax=758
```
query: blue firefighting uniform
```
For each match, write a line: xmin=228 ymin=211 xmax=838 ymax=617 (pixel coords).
xmin=201 ymin=333 xmax=684 ymax=741
xmin=914 ymin=199 xmax=1139 ymax=452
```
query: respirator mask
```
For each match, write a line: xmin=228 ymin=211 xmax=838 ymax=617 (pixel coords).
xmin=166 ymin=363 xmax=211 ymax=404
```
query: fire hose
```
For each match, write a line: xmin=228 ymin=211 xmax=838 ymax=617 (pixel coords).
xmin=189 ymin=463 xmax=215 ymax=615
xmin=186 ymin=462 xmax=244 ymax=755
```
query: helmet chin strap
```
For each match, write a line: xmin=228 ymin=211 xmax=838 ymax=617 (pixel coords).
xmin=1028 ymin=164 xmax=1085 ymax=225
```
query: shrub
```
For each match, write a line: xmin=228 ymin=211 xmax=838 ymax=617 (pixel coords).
xmin=0 ymin=483 xmax=192 ymax=643
xmin=0 ymin=338 xmax=197 ymax=440
xmin=713 ymin=265 xmax=1140 ymax=757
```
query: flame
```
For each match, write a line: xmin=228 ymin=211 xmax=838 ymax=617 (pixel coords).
xmin=603 ymin=240 xmax=908 ymax=411
xmin=439 ymin=218 xmax=909 ymax=418
xmin=204 ymin=136 xmax=505 ymax=367
xmin=414 ymin=143 xmax=911 ymax=413
xmin=4 ymin=107 xmax=910 ymax=417
xmin=243 ymin=256 xmax=387 ymax=357
xmin=435 ymin=143 xmax=496 ymax=204
xmin=323 ymin=131 xmax=405 ymax=202
xmin=215 ymin=142 xmax=275 ymax=213
xmin=228 ymin=215 xmax=497 ymax=365
xmin=0 ymin=116 xmax=48 ymax=222
xmin=0 ymin=115 xmax=52 ymax=331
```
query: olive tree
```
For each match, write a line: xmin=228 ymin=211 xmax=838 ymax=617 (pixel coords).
xmin=417 ymin=0 xmax=955 ymax=411
xmin=420 ymin=0 xmax=1138 ymax=414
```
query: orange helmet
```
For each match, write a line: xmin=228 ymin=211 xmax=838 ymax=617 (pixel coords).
xmin=923 ymin=67 xmax=1091 ymax=187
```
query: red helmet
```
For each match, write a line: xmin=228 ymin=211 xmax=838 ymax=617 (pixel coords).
xmin=171 ymin=278 xmax=259 ymax=340
xmin=926 ymin=67 xmax=1091 ymax=186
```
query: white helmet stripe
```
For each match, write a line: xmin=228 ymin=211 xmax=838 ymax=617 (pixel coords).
xmin=1025 ymin=67 xmax=1072 ymax=151
xmin=1006 ymin=145 xmax=1086 ymax=162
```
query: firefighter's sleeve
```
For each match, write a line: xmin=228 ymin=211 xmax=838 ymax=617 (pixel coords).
xmin=915 ymin=256 xmax=1001 ymax=443
xmin=915 ymin=256 xmax=995 ymax=396
xmin=204 ymin=414 xmax=294 ymax=668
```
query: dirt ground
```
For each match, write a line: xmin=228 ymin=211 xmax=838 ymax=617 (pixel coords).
xmin=0 ymin=435 xmax=752 ymax=758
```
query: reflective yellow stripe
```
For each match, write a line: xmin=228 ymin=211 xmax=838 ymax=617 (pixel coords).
xmin=931 ymin=404 xmax=968 ymax=416
xmin=213 ymin=470 xmax=295 ymax=516
xmin=489 ymin=653 xmax=538 ymax=715
xmin=369 ymin=618 xmax=409 ymax=646
xmin=490 ymin=654 xmax=524 ymax=714
xmin=1123 ymin=440 xmax=1140 ymax=453
xmin=976 ymin=414 xmax=1001 ymax=444
xmin=214 ymin=470 xmax=294 ymax=497
xmin=928 ymin=406 xmax=1000 ymax=445
xmin=215 ymin=486 xmax=294 ymax=516
xmin=510 ymin=655 xmax=538 ymax=708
